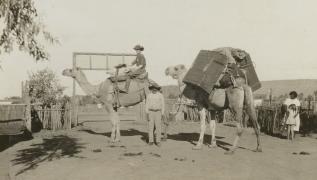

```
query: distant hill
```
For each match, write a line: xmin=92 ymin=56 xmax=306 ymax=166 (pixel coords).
xmin=162 ymin=79 xmax=317 ymax=99
xmin=255 ymin=79 xmax=317 ymax=97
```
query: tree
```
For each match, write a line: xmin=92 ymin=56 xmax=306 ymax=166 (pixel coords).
xmin=0 ymin=0 xmax=57 ymax=62
xmin=28 ymin=68 xmax=65 ymax=107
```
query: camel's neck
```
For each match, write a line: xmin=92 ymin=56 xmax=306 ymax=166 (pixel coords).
xmin=177 ymin=70 xmax=188 ymax=93
xmin=74 ymin=71 xmax=100 ymax=95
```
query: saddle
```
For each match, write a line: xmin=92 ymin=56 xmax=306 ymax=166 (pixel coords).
xmin=108 ymin=71 xmax=148 ymax=83
xmin=217 ymin=63 xmax=245 ymax=88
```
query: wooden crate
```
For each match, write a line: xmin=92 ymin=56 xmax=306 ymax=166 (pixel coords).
xmin=183 ymin=50 xmax=227 ymax=94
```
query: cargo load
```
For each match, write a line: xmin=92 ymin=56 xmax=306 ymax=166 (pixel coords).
xmin=183 ymin=49 xmax=261 ymax=94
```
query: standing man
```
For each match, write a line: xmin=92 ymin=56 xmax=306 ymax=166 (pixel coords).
xmin=145 ymin=85 xmax=165 ymax=147
xmin=123 ymin=44 xmax=147 ymax=92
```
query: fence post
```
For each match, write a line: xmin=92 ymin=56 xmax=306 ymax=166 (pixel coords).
xmin=22 ymin=81 xmax=32 ymax=133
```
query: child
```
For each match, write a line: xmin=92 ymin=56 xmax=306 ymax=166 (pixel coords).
xmin=123 ymin=44 xmax=147 ymax=92
xmin=285 ymin=104 xmax=297 ymax=140
xmin=145 ymin=85 xmax=165 ymax=147
xmin=283 ymin=91 xmax=301 ymax=139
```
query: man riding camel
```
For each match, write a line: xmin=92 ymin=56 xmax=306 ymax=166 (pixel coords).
xmin=121 ymin=44 xmax=147 ymax=93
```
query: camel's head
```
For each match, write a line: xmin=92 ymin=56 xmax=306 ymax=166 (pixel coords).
xmin=165 ymin=64 xmax=187 ymax=79
xmin=62 ymin=67 xmax=82 ymax=78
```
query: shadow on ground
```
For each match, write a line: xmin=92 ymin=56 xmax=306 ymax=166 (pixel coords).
xmin=167 ymin=132 xmax=252 ymax=151
xmin=79 ymin=128 xmax=253 ymax=152
xmin=79 ymin=128 xmax=149 ymax=142
xmin=11 ymin=135 xmax=85 ymax=175
xmin=0 ymin=131 xmax=33 ymax=152
xmin=167 ymin=133 xmax=224 ymax=144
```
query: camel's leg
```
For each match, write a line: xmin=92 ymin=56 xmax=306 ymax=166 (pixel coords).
xmin=115 ymin=113 xmax=121 ymax=142
xmin=249 ymin=112 xmax=262 ymax=152
xmin=162 ymin=123 xmax=168 ymax=141
xmin=193 ymin=107 xmax=206 ymax=150
xmin=109 ymin=111 xmax=120 ymax=143
xmin=243 ymin=85 xmax=262 ymax=152
xmin=104 ymin=102 xmax=119 ymax=143
xmin=110 ymin=118 xmax=116 ymax=142
xmin=225 ymin=87 xmax=244 ymax=155
xmin=162 ymin=115 xmax=169 ymax=141
xmin=97 ymin=81 xmax=122 ymax=143
xmin=209 ymin=119 xmax=217 ymax=148
xmin=224 ymin=122 xmax=244 ymax=155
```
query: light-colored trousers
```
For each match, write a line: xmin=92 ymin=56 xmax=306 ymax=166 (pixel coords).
xmin=148 ymin=111 xmax=162 ymax=143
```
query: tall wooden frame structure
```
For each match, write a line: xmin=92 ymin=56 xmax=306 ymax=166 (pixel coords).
xmin=71 ymin=52 xmax=138 ymax=125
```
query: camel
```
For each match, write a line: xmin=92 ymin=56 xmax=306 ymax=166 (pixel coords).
xmin=169 ymin=86 xmax=217 ymax=150
xmin=62 ymin=67 xmax=157 ymax=143
xmin=165 ymin=64 xmax=262 ymax=154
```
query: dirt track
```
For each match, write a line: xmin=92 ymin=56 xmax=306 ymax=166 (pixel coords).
xmin=1 ymin=120 xmax=317 ymax=180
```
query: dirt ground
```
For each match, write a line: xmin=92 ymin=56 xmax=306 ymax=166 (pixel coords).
xmin=1 ymin=120 xmax=317 ymax=180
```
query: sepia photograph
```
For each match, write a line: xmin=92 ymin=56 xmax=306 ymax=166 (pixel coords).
xmin=1 ymin=0 xmax=317 ymax=179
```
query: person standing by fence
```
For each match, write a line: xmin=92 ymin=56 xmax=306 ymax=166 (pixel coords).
xmin=285 ymin=104 xmax=297 ymax=140
xmin=283 ymin=91 xmax=301 ymax=139
xmin=145 ymin=84 xmax=165 ymax=147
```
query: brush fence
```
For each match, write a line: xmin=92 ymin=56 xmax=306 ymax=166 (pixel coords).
xmin=35 ymin=103 xmax=72 ymax=131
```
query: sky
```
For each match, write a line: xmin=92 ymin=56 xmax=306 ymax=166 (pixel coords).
xmin=1 ymin=0 xmax=317 ymax=99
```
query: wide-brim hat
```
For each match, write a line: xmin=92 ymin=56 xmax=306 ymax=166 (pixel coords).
xmin=133 ymin=44 xmax=144 ymax=51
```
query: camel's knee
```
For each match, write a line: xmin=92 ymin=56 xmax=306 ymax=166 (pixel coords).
xmin=210 ymin=120 xmax=216 ymax=127
xmin=236 ymin=128 xmax=244 ymax=136
xmin=200 ymin=120 xmax=206 ymax=129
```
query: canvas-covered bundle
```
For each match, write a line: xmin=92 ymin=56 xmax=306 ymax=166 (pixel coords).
xmin=183 ymin=49 xmax=261 ymax=94
xmin=183 ymin=50 xmax=228 ymax=94
xmin=238 ymin=52 xmax=261 ymax=91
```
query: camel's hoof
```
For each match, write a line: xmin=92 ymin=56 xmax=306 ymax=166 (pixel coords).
xmin=192 ymin=145 xmax=203 ymax=150
xmin=161 ymin=138 xmax=167 ymax=142
xmin=224 ymin=150 xmax=235 ymax=155
xmin=114 ymin=139 xmax=121 ymax=143
xmin=254 ymin=148 xmax=262 ymax=152
xmin=208 ymin=143 xmax=217 ymax=148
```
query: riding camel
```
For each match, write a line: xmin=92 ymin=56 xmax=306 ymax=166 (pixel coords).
xmin=165 ymin=64 xmax=262 ymax=154
xmin=62 ymin=66 xmax=159 ymax=143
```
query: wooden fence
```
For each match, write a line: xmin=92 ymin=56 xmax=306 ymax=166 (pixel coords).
xmin=165 ymin=98 xmax=222 ymax=122
xmin=256 ymin=105 xmax=317 ymax=136
xmin=35 ymin=103 xmax=72 ymax=131
xmin=256 ymin=106 xmax=284 ymax=135
xmin=165 ymin=98 xmax=200 ymax=121
xmin=0 ymin=104 xmax=29 ymax=135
